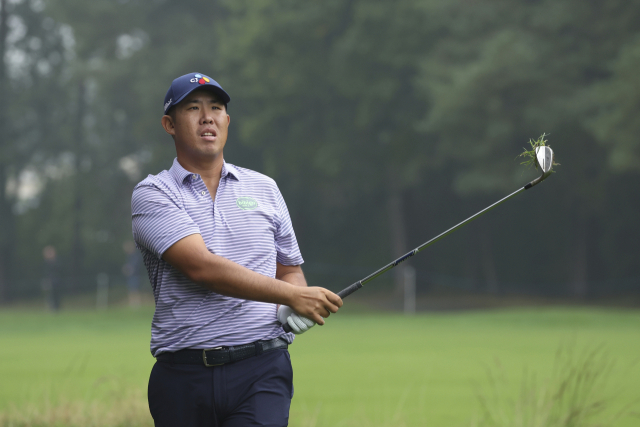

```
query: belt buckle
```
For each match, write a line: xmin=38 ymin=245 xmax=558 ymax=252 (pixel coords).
xmin=203 ymin=347 xmax=224 ymax=367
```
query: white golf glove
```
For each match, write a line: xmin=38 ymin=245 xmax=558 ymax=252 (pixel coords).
xmin=277 ymin=305 xmax=316 ymax=335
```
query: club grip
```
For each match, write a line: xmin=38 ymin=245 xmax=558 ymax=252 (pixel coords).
xmin=337 ymin=281 xmax=363 ymax=299
xmin=281 ymin=281 xmax=363 ymax=333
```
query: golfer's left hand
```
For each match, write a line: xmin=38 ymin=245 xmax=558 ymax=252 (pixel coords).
xmin=277 ymin=305 xmax=315 ymax=334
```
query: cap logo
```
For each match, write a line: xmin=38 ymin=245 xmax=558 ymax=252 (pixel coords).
xmin=164 ymin=98 xmax=172 ymax=112
xmin=189 ymin=73 xmax=210 ymax=84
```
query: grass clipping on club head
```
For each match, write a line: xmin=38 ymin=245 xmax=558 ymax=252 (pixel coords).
xmin=518 ymin=133 xmax=560 ymax=172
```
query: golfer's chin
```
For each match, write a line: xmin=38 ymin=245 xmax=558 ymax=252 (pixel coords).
xmin=176 ymin=137 xmax=226 ymax=161
xmin=193 ymin=142 xmax=225 ymax=158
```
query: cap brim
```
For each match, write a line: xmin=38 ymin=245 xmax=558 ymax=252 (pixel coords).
xmin=166 ymin=85 xmax=230 ymax=115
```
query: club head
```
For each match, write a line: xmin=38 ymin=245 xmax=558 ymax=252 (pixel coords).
xmin=524 ymin=145 xmax=554 ymax=189
xmin=535 ymin=145 xmax=554 ymax=177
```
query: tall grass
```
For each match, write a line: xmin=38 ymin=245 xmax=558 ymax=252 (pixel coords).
xmin=0 ymin=395 xmax=417 ymax=427
xmin=0 ymin=389 xmax=152 ymax=427
xmin=0 ymin=389 xmax=419 ymax=427
xmin=473 ymin=344 xmax=637 ymax=427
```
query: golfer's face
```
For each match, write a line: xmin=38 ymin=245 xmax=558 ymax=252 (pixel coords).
xmin=169 ymin=88 xmax=230 ymax=160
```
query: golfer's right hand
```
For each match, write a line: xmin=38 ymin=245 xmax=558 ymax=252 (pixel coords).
xmin=288 ymin=286 xmax=342 ymax=326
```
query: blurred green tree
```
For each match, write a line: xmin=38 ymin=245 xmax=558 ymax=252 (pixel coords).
xmin=3 ymin=0 xmax=639 ymax=303
xmin=0 ymin=0 xmax=77 ymax=302
xmin=415 ymin=0 xmax=640 ymax=296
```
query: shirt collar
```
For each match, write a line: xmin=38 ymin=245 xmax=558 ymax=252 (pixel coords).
xmin=222 ymin=162 xmax=240 ymax=181
xmin=169 ymin=158 xmax=194 ymax=184
xmin=169 ymin=158 xmax=240 ymax=185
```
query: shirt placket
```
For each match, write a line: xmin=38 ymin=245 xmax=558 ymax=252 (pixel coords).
xmin=191 ymin=173 xmax=212 ymax=207
xmin=214 ymin=176 xmax=227 ymax=230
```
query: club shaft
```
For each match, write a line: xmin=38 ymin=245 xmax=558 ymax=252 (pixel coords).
xmin=336 ymin=186 xmax=526 ymax=299
xmin=283 ymin=185 xmax=527 ymax=333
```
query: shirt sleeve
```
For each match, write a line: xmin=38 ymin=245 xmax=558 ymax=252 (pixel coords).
xmin=131 ymin=183 xmax=201 ymax=259
xmin=273 ymin=186 xmax=304 ymax=266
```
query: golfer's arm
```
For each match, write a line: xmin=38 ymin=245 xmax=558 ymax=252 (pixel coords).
xmin=276 ymin=263 xmax=307 ymax=287
xmin=162 ymin=234 xmax=297 ymax=305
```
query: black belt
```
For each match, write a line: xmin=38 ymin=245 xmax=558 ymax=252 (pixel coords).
xmin=156 ymin=337 xmax=288 ymax=367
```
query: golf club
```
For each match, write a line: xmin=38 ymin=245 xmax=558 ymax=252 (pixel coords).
xmin=283 ymin=146 xmax=555 ymax=333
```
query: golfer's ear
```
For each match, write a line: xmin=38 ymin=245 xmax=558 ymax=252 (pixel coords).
xmin=161 ymin=115 xmax=176 ymax=136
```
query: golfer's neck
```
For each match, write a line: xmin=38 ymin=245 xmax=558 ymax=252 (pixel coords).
xmin=176 ymin=152 xmax=224 ymax=184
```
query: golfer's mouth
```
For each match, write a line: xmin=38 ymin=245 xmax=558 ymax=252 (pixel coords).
xmin=200 ymin=130 xmax=217 ymax=141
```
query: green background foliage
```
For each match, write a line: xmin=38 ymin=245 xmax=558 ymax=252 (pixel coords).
xmin=2 ymin=0 xmax=639 ymax=302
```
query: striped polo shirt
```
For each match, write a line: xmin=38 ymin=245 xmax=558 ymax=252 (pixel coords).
xmin=132 ymin=158 xmax=302 ymax=356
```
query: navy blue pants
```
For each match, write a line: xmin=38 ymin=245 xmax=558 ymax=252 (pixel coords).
xmin=148 ymin=349 xmax=294 ymax=427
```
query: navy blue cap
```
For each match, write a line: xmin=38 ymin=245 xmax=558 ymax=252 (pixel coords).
xmin=163 ymin=72 xmax=230 ymax=115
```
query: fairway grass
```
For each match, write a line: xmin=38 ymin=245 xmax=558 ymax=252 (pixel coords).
xmin=0 ymin=307 xmax=639 ymax=426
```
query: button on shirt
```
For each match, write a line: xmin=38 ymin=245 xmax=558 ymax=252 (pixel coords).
xmin=132 ymin=158 xmax=302 ymax=356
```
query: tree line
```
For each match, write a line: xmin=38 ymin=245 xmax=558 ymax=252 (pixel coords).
xmin=1 ymin=0 xmax=639 ymax=304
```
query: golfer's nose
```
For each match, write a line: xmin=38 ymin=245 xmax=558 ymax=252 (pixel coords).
xmin=200 ymin=113 xmax=214 ymax=124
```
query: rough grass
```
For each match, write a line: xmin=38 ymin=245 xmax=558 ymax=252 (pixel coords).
xmin=473 ymin=344 xmax=639 ymax=427
xmin=0 ymin=390 xmax=152 ymax=427
xmin=0 ymin=307 xmax=639 ymax=426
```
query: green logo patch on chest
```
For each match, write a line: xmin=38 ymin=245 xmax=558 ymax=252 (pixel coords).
xmin=236 ymin=197 xmax=259 ymax=210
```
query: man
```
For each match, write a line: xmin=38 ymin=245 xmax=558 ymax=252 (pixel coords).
xmin=122 ymin=240 xmax=142 ymax=308
xmin=132 ymin=72 xmax=342 ymax=427
xmin=41 ymin=245 xmax=60 ymax=312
